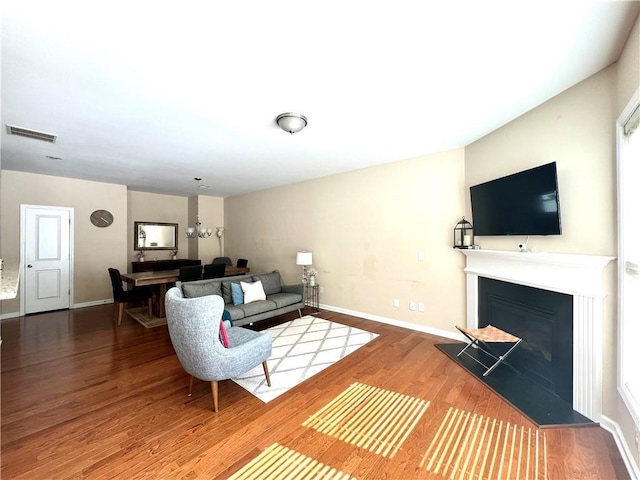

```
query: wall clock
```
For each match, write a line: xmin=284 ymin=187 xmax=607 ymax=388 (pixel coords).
xmin=90 ymin=209 xmax=114 ymax=228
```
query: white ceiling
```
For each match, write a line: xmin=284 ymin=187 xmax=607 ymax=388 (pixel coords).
xmin=2 ymin=1 xmax=639 ymax=198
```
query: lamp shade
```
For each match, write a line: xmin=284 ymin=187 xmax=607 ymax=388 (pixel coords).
xmin=296 ymin=251 xmax=313 ymax=266
xmin=276 ymin=113 xmax=308 ymax=134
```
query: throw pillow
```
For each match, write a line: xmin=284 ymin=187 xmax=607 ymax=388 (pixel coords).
xmin=222 ymin=309 xmax=233 ymax=326
xmin=231 ymin=282 xmax=244 ymax=306
xmin=219 ymin=320 xmax=230 ymax=348
xmin=241 ymin=280 xmax=266 ymax=303
xmin=251 ymin=271 xmax=282 ymax=295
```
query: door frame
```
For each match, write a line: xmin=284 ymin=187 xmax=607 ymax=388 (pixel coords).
xmin=19 ymin=204 xmax=75 ymax=315
xmin=616 ymin=86 xmax=640 ymax=429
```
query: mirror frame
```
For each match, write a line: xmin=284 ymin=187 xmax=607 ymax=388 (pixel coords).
xmin=134 ymin=221 xmax=178 ymax=251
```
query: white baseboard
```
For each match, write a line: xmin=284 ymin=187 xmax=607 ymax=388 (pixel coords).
xmin=0 ymin=311 xmax=21 ymax=320
xmin=0 ymin=299 xmax=113 ymax=321
xmin=600 ymin=415 xmax=640 ymax=480
xmin=73 ymin=298 xmax=113 ymax=309
xmin=318 ymin=303 xmax=465 ymax=342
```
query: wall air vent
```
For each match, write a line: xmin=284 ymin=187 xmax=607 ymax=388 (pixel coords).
xmin=6 ymin=124 xmax=57 ymax=143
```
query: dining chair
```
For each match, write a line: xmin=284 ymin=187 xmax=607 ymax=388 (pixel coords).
xmin=108 ymin=268 xmax=154 ymax=325
xmin=179 ymin=265 xmax=203 ymax=282
xmin=165 ymin=287 xmax=272 ymax=412
xmin=212 ymin=256 xmax=232 ymax=266
xmin=203 ymin=263 xmax=226 ymax=279
xmin=236 ymin=258 xmax=249 ymax=268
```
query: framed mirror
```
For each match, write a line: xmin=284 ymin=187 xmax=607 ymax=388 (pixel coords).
xmin=134 ymin=221 xmax=178 ymax=250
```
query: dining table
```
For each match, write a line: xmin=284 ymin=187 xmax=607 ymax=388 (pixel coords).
xmin=121 ymin=266 xmax=250 ymax=318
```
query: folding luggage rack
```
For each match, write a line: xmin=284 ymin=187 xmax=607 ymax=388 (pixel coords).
xmin=455 ymin=325 xmax=522 ymax=377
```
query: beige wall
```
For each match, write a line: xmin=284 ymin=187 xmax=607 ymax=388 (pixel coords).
xmin=617 ymin=13 xmax=639 ymax=114
xmin=465 ymin=65 xmax=617 ymax=256
xmin=0 ymin=173 xmax=211 ymax=315
xmin=128 ymin=191 xmax=189 ymax=266
xmin=465 ymin=12 xmax=640 ymax=466
xmin=196 ymin=195 xmax=224 ymax=263
xmin=225 ymin=149 xmax=467 ymax=333
xmin=184 ymin=195 xmax=224 ymax=263
xmin=0 ymin=171 xmax=128 ymax=311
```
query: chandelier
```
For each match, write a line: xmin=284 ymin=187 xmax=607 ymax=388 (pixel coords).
xmin=185 ymin=177 xmax=212 ymax=238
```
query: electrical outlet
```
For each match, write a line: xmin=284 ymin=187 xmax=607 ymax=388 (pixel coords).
xmin=393 ymin=299 xmax=400 ymax=307
xmin=418 ymin=251 xmax=425 ymax=261
xmin=319 ymin=286 xmax=324 ymax=294
xmin=419 ymin=303 xmax=425 ymax=312
xmin=409 ymin=301 xmax=416 ymax=311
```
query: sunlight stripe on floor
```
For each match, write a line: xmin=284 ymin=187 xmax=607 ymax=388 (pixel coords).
xmin=303 ymin=382 xmax=429 ymax=458
xmin=419 ymin=407 xmax=548 ymax=480
xmin=228 ymin=443 xmax=355 ymax=480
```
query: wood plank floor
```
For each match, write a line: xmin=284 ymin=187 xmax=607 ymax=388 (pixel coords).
xmin=1 ymin=305 xmax=629 ymax=479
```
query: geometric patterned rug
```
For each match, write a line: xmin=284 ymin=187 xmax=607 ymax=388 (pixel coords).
xmin=232 ymin=316 xmax=379 ymax=403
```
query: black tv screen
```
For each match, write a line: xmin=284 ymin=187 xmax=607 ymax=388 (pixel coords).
xmin=470 ymin=162 xmax=562 ymax=236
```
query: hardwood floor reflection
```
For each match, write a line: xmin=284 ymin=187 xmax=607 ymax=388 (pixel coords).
xmin=1 ymin=305 xmax=630 ymax=479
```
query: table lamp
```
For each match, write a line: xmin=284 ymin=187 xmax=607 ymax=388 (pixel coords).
xmin=296 ymin=251 xmax=313 ymax=283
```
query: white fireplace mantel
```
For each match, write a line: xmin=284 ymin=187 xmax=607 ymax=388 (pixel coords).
xmin=461 ymin=249 xmax=615 ymax=422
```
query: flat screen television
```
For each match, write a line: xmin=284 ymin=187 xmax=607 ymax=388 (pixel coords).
xmin=470 ymin=162 xmax=562 ymax=236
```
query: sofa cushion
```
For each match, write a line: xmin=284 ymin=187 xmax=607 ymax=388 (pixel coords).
xmin=241 ymin=280 xmax=266 ymax=303
xmin=224 ymin=305 xmax=246 ymax=321
xmin=221 ymin=275 xmax=253 ymax=304
xmin=252 ymin=272 xmax=282 ymax=295
xmin=182 ymin=281 xmax=222 ymax=298
xmin=231 ymin=282 xmax=244 ymax=305
xmin=268 ymin=292 xmax=303 ymax=309
xmin=220 ymin=281 xmax=234 ymax=304
xmin=238 ymin=299 xmax=277 ymax=317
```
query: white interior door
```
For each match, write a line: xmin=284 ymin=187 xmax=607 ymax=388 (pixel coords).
xmin=22 ymin=206 xmax=72 ymax=314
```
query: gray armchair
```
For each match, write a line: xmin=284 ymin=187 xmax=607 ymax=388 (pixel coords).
xmin=165 ymin=287 xmax=272 ymax=412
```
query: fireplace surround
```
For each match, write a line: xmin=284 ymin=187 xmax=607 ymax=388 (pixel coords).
xmin=461 ymin=249 xmax=614 ymax=422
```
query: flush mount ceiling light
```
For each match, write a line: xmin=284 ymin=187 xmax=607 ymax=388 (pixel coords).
xmin=276 ymin=112 xmax=308 ymax=134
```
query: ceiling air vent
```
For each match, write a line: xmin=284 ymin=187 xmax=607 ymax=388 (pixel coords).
xmin=6 ymin=124 xmax=57 ymax=143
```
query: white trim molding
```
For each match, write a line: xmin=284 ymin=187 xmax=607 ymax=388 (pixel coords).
xmin=461 ymin=249 xmax=614 ymax=422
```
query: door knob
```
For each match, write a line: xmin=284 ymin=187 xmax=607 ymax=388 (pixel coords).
xmin=27 ymin=264 xmax=33 ymax=268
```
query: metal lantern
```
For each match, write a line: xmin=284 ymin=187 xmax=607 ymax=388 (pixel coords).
xmin=453 ymin=217 xmax=474 ymax=249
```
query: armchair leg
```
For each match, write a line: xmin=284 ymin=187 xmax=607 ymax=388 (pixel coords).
xmin=210 ymin=381 xmax=219 ymax=412
xmin=188 ymin=376 xmax=194 ymax=396
xmin=262 ymin=361 xmax=271 ymax=387
xmin=297 ymin=308 xmax=302 ymax=318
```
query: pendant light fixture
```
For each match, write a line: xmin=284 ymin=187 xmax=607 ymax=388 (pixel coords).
xmin=185 ymin=177 xmax=212 ymax=238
